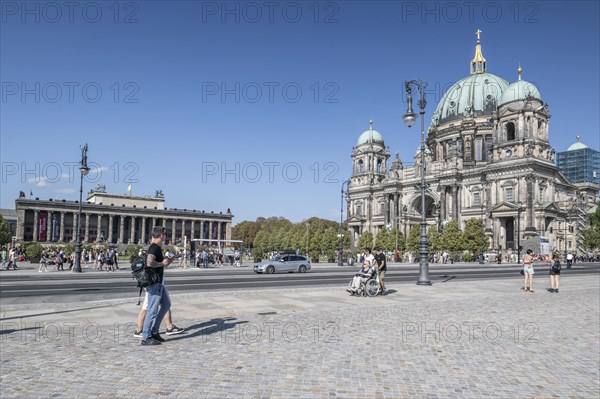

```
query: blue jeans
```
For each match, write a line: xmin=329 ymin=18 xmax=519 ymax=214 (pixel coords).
xmin=142 ymin=283 xmax=171 ymax=340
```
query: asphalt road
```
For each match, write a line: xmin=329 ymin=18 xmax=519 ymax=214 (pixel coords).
xmin=1 ymin=263 xmax=598 ymax=303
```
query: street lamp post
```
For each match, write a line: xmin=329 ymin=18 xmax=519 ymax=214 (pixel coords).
xmin=306 ymin=223 xmax=310 ymax=259
xmin=403 ymin=80 xmax=431 ymax=285
xmin=73 ymin=144 xmax=89 ymax=273
xmin=338 ymin=180 xmax=351 ymax=266
xmin=480 ymin=203 xmax=485 ymax=264
xmin=516 ymin=205 xmax=522 ymax=264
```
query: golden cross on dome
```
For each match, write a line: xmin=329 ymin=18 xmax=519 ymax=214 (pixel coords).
xmin=476 ymin=29 xmax=482 ymax=42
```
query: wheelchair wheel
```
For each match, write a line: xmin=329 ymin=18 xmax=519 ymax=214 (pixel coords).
xmin=364 ymin=279 xmax=380 ymax=297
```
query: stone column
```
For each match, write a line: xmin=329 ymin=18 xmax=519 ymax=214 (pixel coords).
xmin=225 ymin=222 xmax=232 ymax=241
xmin=33 ymin=210 xmax=39 ymax=241
xmin=217 ymin=222 xmax=222 ymax=241
xmin=119 ymin=216 xmax=125 ymax=244
xmin=71 ymin=211 xmax=77 ymax=242
xmin=190 ymin=220 xmax=195 ymax=240
xmin=46 ymin=211 xmax=53 ymax=242
xmin=452 ymin=186 xmax=459 ymax=220
xmin=108 ymin=215 xmax=114 ymax=243
xmin=140 ymin=217 xmax=146 ymax=244
xmin=524 ymin=175 xmax=537 ymax=236
xmin=96 ymin=214 xmax=102 ymax=242
xmin=130 ymin=216 xmax=136 ymax=244
xmin=59 ymin=212 xmax=66 ymax=242
xmin=84 ymin=213 xmax=90 ymax=243
xmin=440 ymin=188 xmax=447 ymax=222
xmin=181 ymin=220 xmax=186 ymax=243
xmin=168 ymin=219 xmax=174 ymax=244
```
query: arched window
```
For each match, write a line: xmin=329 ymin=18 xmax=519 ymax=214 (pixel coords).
xmin=377 ymin=159 xmax=382 ymax=173
xmin=358 ymin=160 xmax=364 ymax=174
xmin=506 ymin=122 xmax=516 ymax=141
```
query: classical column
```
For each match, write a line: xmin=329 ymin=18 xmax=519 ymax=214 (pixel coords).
xmin=84 ymin=213 xmax=90 ymax=243
xmin=119 ymin=216 xmax=125 ymax=243
xmin=225 ymin=221 xmax=232 ymax=241
xmin=130 ymin=216 xmax=136 ymax=244
xmin=452 ymin=186 xmax=459 ymax=220
xmin=46 ymin=211 xmax=53 ymax=242
xmin=524 ymin=175 xmax=537 ymax=236
xmin=181 ymin=220 xmax=186 ymax=243
xmin=96 ymin=214 xmax=102 ymax=242
xmin=33 ymin=210 xmax=39 ymax=241
xmin=59 ymin=212 xmax=66 ymax=242
xmin=140 ymin=217 xmax=146 ymax=244
xmin=217 ymin=222 xmax=222 ymax=241
xmin=440 ymin=188 xmax=447 ymax=222
xmin=190 ymin=220 xmax=195 ymax=240
xmin=108 ymin=215 xmax=114 ymax=243
xmin=71 ymin=212 xmax=77 ymax=242
xmin=171 ymin=219 xmax=177 ymax=244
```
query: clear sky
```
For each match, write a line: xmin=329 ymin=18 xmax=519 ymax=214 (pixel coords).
xmin=1 ymin=0 xmax=599 ymax=224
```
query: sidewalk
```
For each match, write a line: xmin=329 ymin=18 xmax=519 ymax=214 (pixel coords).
xmin=1 ymin=271 xmax=599 ymax=398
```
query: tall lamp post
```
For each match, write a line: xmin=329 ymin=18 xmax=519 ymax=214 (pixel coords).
xmin=338 ymin=179 xmax=351 ymax=266
xmin=403 ymin=80 xmax=431 ymax=285
xmin=480 ymin=203 xmax=485 ymax=264
xmin=516 ymin=204 xmax=522 ymax=264
xmin=73 ymin=144 xmax=89 ymax=273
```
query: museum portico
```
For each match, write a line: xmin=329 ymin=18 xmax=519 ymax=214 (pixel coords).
xmin=14 ymin=188 xmax=232 ymax=247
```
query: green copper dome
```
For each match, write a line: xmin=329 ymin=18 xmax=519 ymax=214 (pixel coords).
xmin=500 ymin=79 xmax=541 ymax=105
xmin=431 ymin=72 xmax=509 ymax=125
xmin=567 ymin=136 xmax=589 ymax=151
xmin=356 ymin=121 xmax=385 ymax=146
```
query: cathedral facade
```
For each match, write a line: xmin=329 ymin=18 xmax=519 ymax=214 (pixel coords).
xmin=346 ymin=34 xmax=593 ymax=257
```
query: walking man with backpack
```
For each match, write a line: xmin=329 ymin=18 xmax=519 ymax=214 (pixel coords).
xmin=141 ymin=226 xmax=178 ymax=346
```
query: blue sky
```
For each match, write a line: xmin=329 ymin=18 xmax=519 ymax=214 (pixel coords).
xmin=1 ymin=0 xmax=599 ymax=224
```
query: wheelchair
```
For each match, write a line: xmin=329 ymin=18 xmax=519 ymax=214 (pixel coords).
xmin=347 ymin=273 xmax=381 ymax=297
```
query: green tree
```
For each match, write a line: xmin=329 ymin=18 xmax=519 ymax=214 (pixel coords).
xmin=62 ymin=244 xmax=75 ymax=256
xmin=390 ymin=229 xmax=406 ymax=252
xmin=406 ymin=225 xmax=421 ymax=253
xmin=427 ymin=225 xmax=441 ymax=252
xmin=0 ymin=215 xmax=11 ymax=246
xmin=375 ymin=228 xmax=393 ymax=251
xmin=462 ymin=218 xmax=489 ymax=255
xmin=25 ymin=242 xmax=43 ymax=260
xmin=440 ymin=220 xmax=464 ymax=253
xmin=582 ymin=206 xmax=600 ymax=251
xmin=127 ymin=244 xmax=143 ymax=260
xmin=358 ymin=231 xmax=374 ymax=249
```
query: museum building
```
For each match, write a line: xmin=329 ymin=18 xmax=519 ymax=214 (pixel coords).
xmin=14 ymin=187 xmax=233 ymax=247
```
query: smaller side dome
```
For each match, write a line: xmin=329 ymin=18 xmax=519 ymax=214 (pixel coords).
xmin=356 ymin=120 xmax=385 ymax=146
xmin=499 ymin=66 xmax=542 ymax=105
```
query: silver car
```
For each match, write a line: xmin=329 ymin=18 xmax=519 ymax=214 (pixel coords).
xmin=253 ymin=255 xmax=311 ymax=274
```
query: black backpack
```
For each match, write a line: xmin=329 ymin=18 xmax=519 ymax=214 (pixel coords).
xmin=552 ymin=260 xmax=562 ymax=272
xmin=131 ymin=256 xmax=160 ymax=305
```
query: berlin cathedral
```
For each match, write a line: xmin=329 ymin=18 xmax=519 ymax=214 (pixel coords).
xmin=346 ymin=33 xmax=595 ymax=257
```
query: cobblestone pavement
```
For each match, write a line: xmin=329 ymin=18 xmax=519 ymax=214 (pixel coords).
xmin=1 ymin=273 xmax=599 ymax=398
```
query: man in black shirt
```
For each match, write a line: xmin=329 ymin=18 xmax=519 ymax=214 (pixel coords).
xmin=373 ymin=247 xmax=387 ymax=295
xmin=141 ymin=226 xmax=178 ymax=346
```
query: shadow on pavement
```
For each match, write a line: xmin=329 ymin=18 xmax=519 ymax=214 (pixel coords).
xmin=167 ymin=317 xmax=248 ymax=341
xmin=0 ymin=303 xmax=119 ymax=321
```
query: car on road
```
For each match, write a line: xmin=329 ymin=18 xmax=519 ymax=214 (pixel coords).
xmin=253 ymin=255 xmax=311 ymax=274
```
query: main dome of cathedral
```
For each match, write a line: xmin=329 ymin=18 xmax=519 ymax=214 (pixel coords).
xmin=430 ymin=32 xmax=538 ymax=127
xmin=432 ymin=72 xmax=509 ymax=124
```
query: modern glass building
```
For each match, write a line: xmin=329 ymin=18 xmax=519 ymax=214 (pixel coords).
xmin=557 ymin=136 xmax=600 ymax=185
